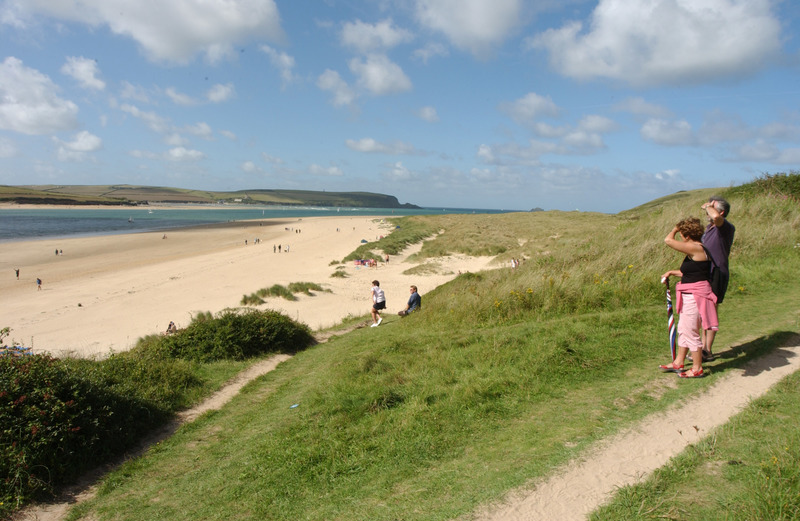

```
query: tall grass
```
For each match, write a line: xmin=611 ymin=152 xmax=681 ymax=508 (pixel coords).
xmin=65 ymin=174 xmax=800 ymax=521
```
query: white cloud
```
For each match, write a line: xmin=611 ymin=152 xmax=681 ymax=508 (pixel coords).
xmin=165 ymin=87 xmax=196 ymax=106
xmin=164 ymin=133 xmax=189 ymax=146
xmin=578 ymin=115 xmax=617 ymax=134
xmin=260 ymin=45 xmax=298 ymax=86
xmin=317 ymin=69 xmax=357 ymax=107
xmin=166 ymin=146 xmax=205 ymax=161
xmin=417 ymin=106 xmax=439 ymax=122
xmin=119 ymin=81 xmax=151 ymax=103
xmin=340 ymin=18 xmax=413 ymax=54
xmin=384 ymin=161 xmax=414 ymax=181
xmin=308 ymin=164 xmax=343 ymax=176
xmin=531 ymin=0 xmax=782 ymax=86
xmin=0 ymin=137 xmax=18 ymax=158
xmin=641 ymin=118 xmax=694 ymax=146
xmin=261 ymin=152 xmax=283 ymax=164
xmin=129 ymin=149 xmax=159 ymax=159
xmin=614 ymin=97 xmax=671 ymax=119
xmin=697 ymin=110 xmax=751 ymax=145
xmin=412 ymin=42 xmax=449 ymax=63
xmin=183 ymin=122 xmax=213 ymax=139
xmin=240 ymin=161 xmax=262 ymax=173
xmin=220 ymin=129 xmax=237 ymax=140
xmin=349 ymin=54 xmax=412 ymax=95
xmin=500 ymin=92 xmax=560 ymax=124
xmin=10 ymin=0 xmax=285 ymax=64
xmin=0 ymin=57 xmax=79 ymax=135
xmin=119 ymin=103 xmax=170 ymax=133
xmin=207 ymin=83 xmax=235 ymax=103
xmin=61 ymin=56 xmax=105 ymax=90
xmin=54 ymin=130 xmax=102 ymax=161
xmin=346 ymin=138 xmax=416 ymax=154
xmin=415 ymin=0 xmax=523 ymax=59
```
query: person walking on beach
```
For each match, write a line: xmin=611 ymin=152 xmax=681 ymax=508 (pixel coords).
xmin=659 ymin=217 xmax=717 ymax=378
xmin=36 ymin=277 xmax=42 ymax=291
xmin=700 ymin=196 xmax=735 ymax=361
xmin=370 ymin=280 xmax=386 ymax=327
xmin=15 ymin=268 xmax=19 ymax=280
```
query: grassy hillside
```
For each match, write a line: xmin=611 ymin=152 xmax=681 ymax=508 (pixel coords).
xmin=0 ymin=184 xmax=418 ymax=208
xmin=3 ymin=173 xmax=799 ymax=520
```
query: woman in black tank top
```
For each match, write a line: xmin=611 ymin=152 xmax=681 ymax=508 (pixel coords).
xmin=659 ymin=217 xmax=710 ymax=378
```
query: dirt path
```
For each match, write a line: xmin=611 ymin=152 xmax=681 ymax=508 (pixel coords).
xmin=472 ymin=337 xmax=800 ymax=521
xmin=14 ymin=339 xmax=800 ymax=521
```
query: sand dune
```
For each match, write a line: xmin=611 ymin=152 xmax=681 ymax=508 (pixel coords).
xmin=1 ymin=215 xmax=495 ymax=358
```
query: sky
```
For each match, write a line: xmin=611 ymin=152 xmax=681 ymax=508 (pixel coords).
xmin=1 ymin=0 xmax=799 ymax=213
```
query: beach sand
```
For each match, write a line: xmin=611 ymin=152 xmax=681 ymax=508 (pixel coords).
xmin=1 ymin=215 xmax=495 ymax=358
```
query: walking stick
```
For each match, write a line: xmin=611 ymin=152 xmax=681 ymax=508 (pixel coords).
xmin=664 ymin=278 xmax=677 ymax=361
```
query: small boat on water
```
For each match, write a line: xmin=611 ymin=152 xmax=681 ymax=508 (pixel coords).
xmin=128 ymin=217 xmax=134 ymax=223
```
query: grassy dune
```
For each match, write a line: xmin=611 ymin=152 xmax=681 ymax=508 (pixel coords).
xmin=5 ymin=174 xmax=798 ymax=520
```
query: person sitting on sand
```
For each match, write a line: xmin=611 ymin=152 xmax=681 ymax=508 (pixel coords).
xmin=398 ymin=285 xmax=421 ymax=316
xmin=659 ymin=217 xmax=717 ymax=379
xmin=165 ymin=321 xmax=178 ymax=335
xmin=370 ymin=280 xmax=386 ymax=327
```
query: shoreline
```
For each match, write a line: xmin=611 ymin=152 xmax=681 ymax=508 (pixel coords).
xmin=1 ymin=214 xmax=497 ymax=358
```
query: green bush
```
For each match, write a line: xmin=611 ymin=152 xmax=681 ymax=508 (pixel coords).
xmin=160 ymin=308 xmax=315 ymax=362
xmin=0 ymin=355 xmax=168 ymax=513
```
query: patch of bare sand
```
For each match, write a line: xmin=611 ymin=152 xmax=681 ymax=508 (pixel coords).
xmin=470 ymin=337 xmax=800 ymax=521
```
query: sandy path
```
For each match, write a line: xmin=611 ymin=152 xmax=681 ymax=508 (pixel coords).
xmin=472 ymin=338 xmax=800 ymax=521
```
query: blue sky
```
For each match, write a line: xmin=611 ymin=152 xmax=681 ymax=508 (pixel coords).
xmin=1 ymin=0 xmax=798 ymax=213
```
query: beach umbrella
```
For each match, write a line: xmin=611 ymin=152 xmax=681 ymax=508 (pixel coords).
xmin=665 ymin=280 xmax=677 ymax=361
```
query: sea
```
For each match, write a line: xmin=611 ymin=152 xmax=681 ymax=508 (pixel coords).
xmin=0 ymin=205 xmax=513 ymax=243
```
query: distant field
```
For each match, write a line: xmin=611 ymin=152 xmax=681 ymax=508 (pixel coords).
xmin=1 ymin=184 xmax=418 ymax=208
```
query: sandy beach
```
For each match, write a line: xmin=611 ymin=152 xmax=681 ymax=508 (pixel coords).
xmin=1 ymin=215 xmax=495 ymax=358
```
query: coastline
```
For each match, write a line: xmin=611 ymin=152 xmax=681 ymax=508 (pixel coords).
xmin=1 ymin=214 xmax=496 ymax=358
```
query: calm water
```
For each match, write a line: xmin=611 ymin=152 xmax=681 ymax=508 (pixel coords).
xmin=0 ymin=206 xmax=511 ymax=242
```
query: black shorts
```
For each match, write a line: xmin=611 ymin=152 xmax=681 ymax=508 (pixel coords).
xmin=373 ymin=301 xmax=386 ymax=311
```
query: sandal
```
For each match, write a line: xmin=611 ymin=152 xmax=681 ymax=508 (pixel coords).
xmin=659 ymin=362 xmax=685 ymax=373
xmin=678 ymin=368 xmax=706 ymax=378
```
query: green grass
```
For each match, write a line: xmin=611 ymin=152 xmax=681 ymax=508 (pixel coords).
xmin=241 ymin=282 xmax=331 ymax=306
xmin=59 ymin=174 xmax=800 ymax=520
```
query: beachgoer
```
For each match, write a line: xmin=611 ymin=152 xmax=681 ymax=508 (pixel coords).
xmin=15 ymin=268 xmax=19 ymax=280
xmin=385 ymin=254 xmax=389 ymax=263
xmin=659 ymin=217 xmax=717 ymax=378
xmin=166 ymin=321 xmax=177 ymax=335
xmin=36 ymin=277 xmax=42 ymax=290
xmin=700 ymin=196 xmax=735 ymax=361
xmin=370 ymin=280 xmax=386 ymax=327
xmin=398 ymin=285 xmax=421 ymax=316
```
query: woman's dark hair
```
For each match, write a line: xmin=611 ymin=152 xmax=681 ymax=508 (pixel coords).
xmin=676 ymin=217 xmax=705 ymax=242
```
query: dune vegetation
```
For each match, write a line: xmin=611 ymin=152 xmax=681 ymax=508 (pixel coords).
xmin=2 ymin=172 xmax=799 ymax=520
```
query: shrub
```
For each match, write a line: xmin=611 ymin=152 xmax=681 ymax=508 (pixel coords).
xmin=1 ymin=355 xmax=168 ymax=514
xmin=159 ymin=308 xmax=315 ymax=362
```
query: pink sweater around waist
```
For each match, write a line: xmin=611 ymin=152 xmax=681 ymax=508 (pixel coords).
xmin=676 ymin=281 xmax=719 ymax=331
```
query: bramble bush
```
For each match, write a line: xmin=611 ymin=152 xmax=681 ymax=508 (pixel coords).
xmin=1 ymin=308 xmax=314 ymax=517
xmin=159 ymin=308 xmax=315 ymax=362
xmin=0 ymin=354 xmax=167 ymax=515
